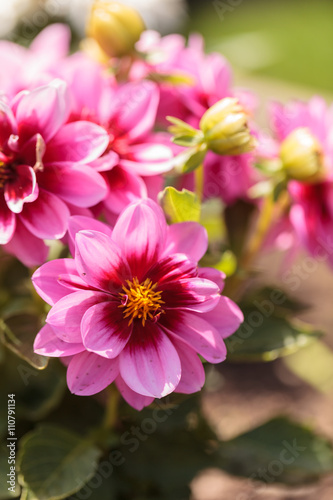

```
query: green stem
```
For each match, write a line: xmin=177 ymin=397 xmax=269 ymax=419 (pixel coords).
xmin=195 ymin=163 xmax=204 ymax=202
xmin=103 ymin=385 xmax=120 ymax=431
xmin=225 ymin=191 xmax=289 ymax=300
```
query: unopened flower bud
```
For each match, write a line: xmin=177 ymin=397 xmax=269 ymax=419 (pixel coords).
xmin=280 ymin=127 xmax=324 ymax=181
xmin=87 ymin=1 xmax=145 ymax=58
xmin=199 ymin=97 xmax=256 ymax=156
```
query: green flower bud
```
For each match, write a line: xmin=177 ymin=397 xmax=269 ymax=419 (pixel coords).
xmin=87 ymin=1 xmax=145 ymax=58
xmin=199 ymin=97 xmax=256 ymax=156
xmin=280 ymin=127 xmax=324 ymax=181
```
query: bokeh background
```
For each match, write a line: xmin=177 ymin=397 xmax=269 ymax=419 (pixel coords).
xmin=2 ymin=1 xmax=333 ymax=499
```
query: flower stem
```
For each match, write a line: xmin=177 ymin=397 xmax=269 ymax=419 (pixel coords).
xmin=195 ymin=163 xmax=204 ymax=202
xmin=103 ymin=385 xmax=120 ymax=431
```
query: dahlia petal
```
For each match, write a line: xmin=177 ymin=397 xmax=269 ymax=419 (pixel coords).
xmin=102 ymin=166 xmax=147 ymax=214
xmin=44 ymin=122 xmax=109 ymax=163
xmin=147 ymin=253 xmax=197 ymax=285
xmin=164 ymin=311 xmax=227 ymax=363
xmin=161 ymin=277 xmax=221 ymax=312
xmin=46 ymin=290 xmax=107 ymax=343
xmin=4 ymin=165 xmax=38 ymax=214
xmin=163 ymin=222 xmax=208 ymax=262
xmin=4 ymin=217 xmax=48 ymax=266
xmin=82 ymin=301 xmax=132 ymax=359
xmin=32 ymin=258 xmax=81 ymax=306
xmin=197 ymin=267 xmax=225 ymax=292
xmin=20 ymin=188 xmax=69 ymax=239
xmin=67 ymin=351 xmax=119 ymax=396
xmin=39 ymin=163 xmax=108 ymax=207
xmin=115 ymin=375 xmax=154 ymax=410
xmin=90 ymin=151 xmax=119 ymax=172
xmin=120 ymin=143 xmax=173 ymax=176
xmin=75 ymin=230 xmax=131 ymax=292
xmin=0 ymin=197 xmax=16 ymax=244
xmin=0 ymin=99 xmax=17 ymax=144
xmin=34 ymin=324 xmax=84 ymax=357
xmin=114 ymin=81 xmax=159 ymax=142
xmin=30 ymin=23 xmax=71 ymax=60
xmin=173 ymin=339 xmax=205 ymax=394
xmin=201 ymin=296 xmax=244 ymax=338
xmin=68 ymin=215 xmax=112 ymax=256
xmin=119 ymin=322 xmax=181 ymax=398
xmin=112 ymin=199 xmax=167 ymax=279
xmin=16 ymin=80 xmax=70 ymax=143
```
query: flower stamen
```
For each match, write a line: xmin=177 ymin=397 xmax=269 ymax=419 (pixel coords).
xmin=119 ymin=277 xmax=164 ymax=326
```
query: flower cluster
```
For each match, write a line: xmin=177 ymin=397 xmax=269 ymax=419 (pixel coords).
xmin=1 ymin=2 xmax=333 ymax=409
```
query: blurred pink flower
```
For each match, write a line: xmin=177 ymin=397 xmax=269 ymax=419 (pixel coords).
xmin=32 ymin=199 xmax=243 ymax=410
xmin=60 ymin=54 xmax=173 ymax=216
xmin=270 ymin=97 xmax=333 ymax=265
xmin=132 ymin=31 xmax=258 ymax=204
xmin=0 ymin=24 xmax=71 ymax=98
xmin=1 ymin=79 xmax=108 ymax=265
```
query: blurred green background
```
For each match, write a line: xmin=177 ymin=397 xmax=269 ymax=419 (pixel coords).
xmin=187 ymin=0 xmax=333 ymax=95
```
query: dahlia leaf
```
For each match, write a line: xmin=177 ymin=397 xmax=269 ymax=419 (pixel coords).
xmin=18 ymin=425 xmax=102 ymax=500
xmin=217 ymin=417 xmax=333 ymax=485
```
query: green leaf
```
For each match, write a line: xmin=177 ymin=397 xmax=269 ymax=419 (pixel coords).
xmin=217 ymin=417 xmax=333 ymax=485
xmin=0 ymin=445 xmax=20 ymax=499
xmin=171 ymin=134 xmax=202 ymax=147
xmin=182 ymin=148 xmax=207 ymax=174
xmin=18 ymin=425 xmax=102 ymax=500
xmin=166 ymin=116 xmax=199 ymax=136
xmin=226 ymin=310 xmax=322 ymax=362
xmin=159 ymin=187 xmax=201 ymax=223
xmin=0 ymin=315 xmax=48 ymax=370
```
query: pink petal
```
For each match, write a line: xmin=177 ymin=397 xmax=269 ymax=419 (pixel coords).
xmin=44 ymin=121 xmax=109 ymax=163
xmin=201 ymin=296 xmax=244 ymax=339
xmin=82 ymin=301 xmax=132 ymax=358
xmin=197 ymin=267 xmax=225 ymax=292
xmin=30 ymin=23 xmax=71 ymax=60
xmin=4 ymin=165 xmax=38 ymax=214
xmin=120 ymin=143 xmax=173 ymax=176
xmin=147 ymin=253 xmax=197 ymax=285
xmin=46 ymin=290 xmax=107 ymax=343
xmin=67 ymin=351 xmax=119 ymax=396
xmin=163 ymin=222 xmax=208 ymax=262
xmin=4 ymin=217 xmax=48 ymax=266
xmin=0 ymin=197 xmax=16 ymax=244
xmin=113 ymin=81 xmax=159 ymax=142
xmin=160 ymin=277 xmax=221 ymax=313
xmin=102 ymin=166 xmax=147 ymax=214
xmin=75 ymin=230 xmax=131 ymax=292
xmin=0 ymin=99 xmax=17 ymax=144
xmin=68 ymin=215 xmax=112 ymax=256
xmin=20 ymin=188 xmax=70 ymax=239
xmin=173 ymin=338 xmax=205 ymax=394
xmin=38 ymin=163 xmax=108 ymax=207
xmin=115 ymin=375 xmax=154 ymax=410
xmin=164 ymin=311 xmax=227 ymax=363
xmin=112 ymin=199 xmax=167 ymax=279
xmin=119 ymin=322 xmax=181 ymax=398
xmin=90 ymin=151 xmax=119 ymax=172
xmin=34 ymin=324 xmax=84 ymax=357
xmin=32 ymin=258 xmax=81 ymax=306
xmin=16 ymin=80 xmax=70 ymax=143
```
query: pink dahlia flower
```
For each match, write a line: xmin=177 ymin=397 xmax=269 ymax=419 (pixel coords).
xmin=32 ymin=199 xmax=243 ymax=410
xmin=0 ymin=79 xmax=108 ymax=266
xmin=0 ymin=24 xmax=71 ymax=98
xmin=59 ymin=54 xmax=173 ymax=217
xmin=132 ymin=31 xmax=258 ymax=204
xmin=270 ymin=97 xmax=333 ymax=265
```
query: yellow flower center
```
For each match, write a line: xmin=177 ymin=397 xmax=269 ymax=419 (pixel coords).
xmin=119 ymin=277 xmax=164 ymax=326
